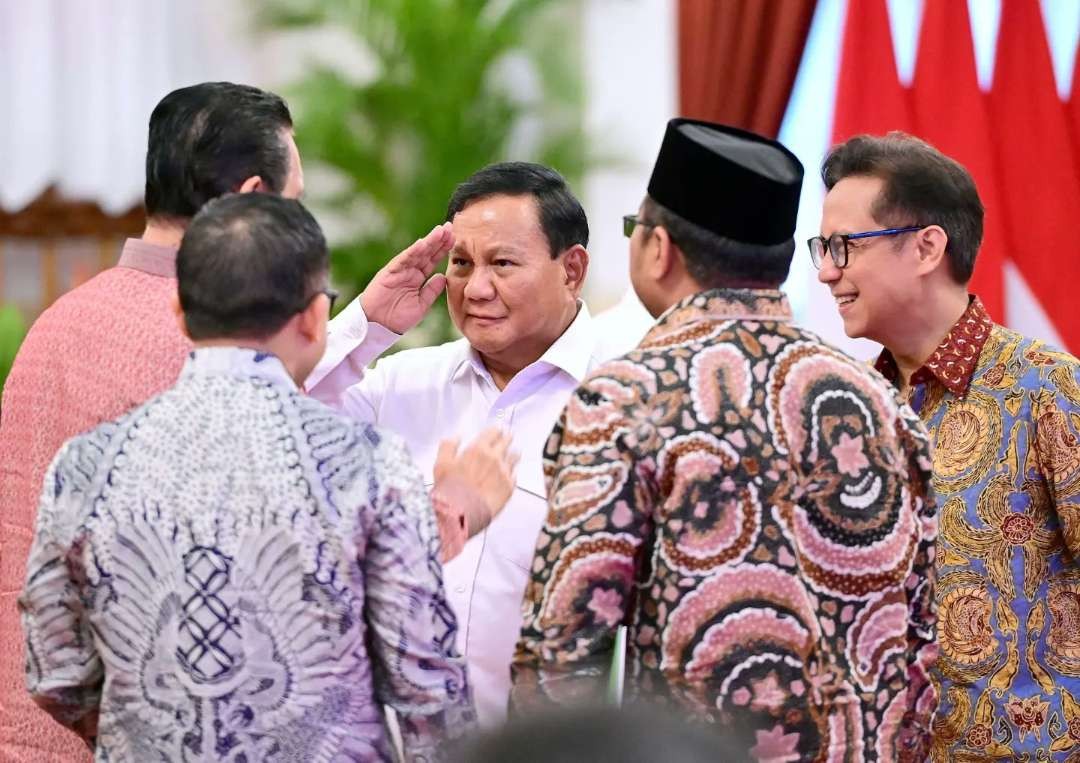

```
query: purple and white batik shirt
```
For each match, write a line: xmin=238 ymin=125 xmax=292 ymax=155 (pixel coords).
xmin=20 ymin=347 xmax=473 ymax=762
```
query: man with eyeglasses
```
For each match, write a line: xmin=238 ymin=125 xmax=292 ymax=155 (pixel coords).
xmin=511 ymin=119 xmax=939 ymax=761
xmin=17 ymin=193 xmax=524 ymax=761
xmin=814 ymin=131 xmax=1080 ymax=761
xmin=0 ymin=81 xmax=307 ymax=763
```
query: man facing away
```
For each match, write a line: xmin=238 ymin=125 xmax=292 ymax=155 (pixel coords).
xmin=306 ymin=161 xmax=603 ymax=724
xmin=814 ymin=132 xmax=1080 ymax=761
xmin=18 ymin=193 xmax=517 ymax=761
xmin=0 ymin=80 xmax=303 ymax=761
xmin=0 ymin=81 xmax=482 ymax=759
xmin=511 ymin=119 xmax=939 ymax=762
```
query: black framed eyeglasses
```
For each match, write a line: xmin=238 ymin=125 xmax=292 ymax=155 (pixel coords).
xmin=623 ymin=214 xmax=654 ymax=238
xmin=305 ymin=287 xmax=339 ymax=313
xmin=807 ymin=226 xmax=927 ymax=269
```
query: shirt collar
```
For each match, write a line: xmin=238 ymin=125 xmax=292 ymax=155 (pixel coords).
xmin=644 ymin=287 xmax=792 ymax=342
xmin=117 ymin=237 xmax=178 ymax=279
xmin=180 ymin=347 xmax=298 ymax=392
xmin=874 ymin=295 xmax=994 ymax=398
xmin=450 ymin=300 xmax=598 ymax=385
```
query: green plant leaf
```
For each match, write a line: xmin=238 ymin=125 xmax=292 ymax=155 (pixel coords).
xmin=261 ymin=0 xmax=591 ymax=349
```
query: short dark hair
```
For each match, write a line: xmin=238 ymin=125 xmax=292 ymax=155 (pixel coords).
xmin=145 ymin=82 xmax=294 ymax=221
xmin=641 ymin=196 xmax=795 ymax=287
xmin=821 ymin=132 xmax=984 ymax=283
xmin=445 ymin=162 xmax=589 ymax=257
xmin=177 ymin=194 xmax=327 ymax=340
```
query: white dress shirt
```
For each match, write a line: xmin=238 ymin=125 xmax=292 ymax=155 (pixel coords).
xmin=306 ymin=299 xmax=604 ymax=725
xmin=590 ymin=286 xmax=656 ymax=360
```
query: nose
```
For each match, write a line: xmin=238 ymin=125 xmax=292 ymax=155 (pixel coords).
xmin=817 ymin=255 xmax=842 ymax=284
xmin=463 ymin=266 xmax=496 ymax=301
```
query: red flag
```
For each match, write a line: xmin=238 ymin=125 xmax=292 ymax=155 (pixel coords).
xmin=833 ymin=0 xmax=911 ymax=141
xmin=833 ymin=0 xmax=912 ymax=142
xmin=989 ymin=0 xmax=1080 ymax=351
xmin=1069 ymin=40 xmax=1080 ymax=176
xmin=910 ymin=0 xmax=1005 ymax=320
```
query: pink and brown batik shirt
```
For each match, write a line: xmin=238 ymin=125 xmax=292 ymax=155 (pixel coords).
xmin=876 ymin=296 xmax=1080 ymax=761
xmin=512 ymin=288 xmax=939 ymax=762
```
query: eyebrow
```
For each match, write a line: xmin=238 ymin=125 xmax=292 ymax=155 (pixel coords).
xmin=450 ymin=243 xmax=523 ymax=257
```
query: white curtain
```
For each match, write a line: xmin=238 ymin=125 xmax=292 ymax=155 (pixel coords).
xmin=0 ymin=0 xmax=256 ymax=214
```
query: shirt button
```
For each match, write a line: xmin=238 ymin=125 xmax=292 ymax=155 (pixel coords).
xmin=495 ymin=409 xmax=504 ymax=419
xmin=455 ymin=585 xmax=466 ymax=593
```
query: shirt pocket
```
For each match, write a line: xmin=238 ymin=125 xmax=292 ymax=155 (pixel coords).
xmin=485 ymin=462 xmax=550 ymax=573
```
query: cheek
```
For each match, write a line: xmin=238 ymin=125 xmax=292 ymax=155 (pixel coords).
xmin=854 ymin=273 xmax=902 ymax=317
xmin=490 ymin=272 xmax=528 ymax=308
xmin=446 ymin=277 xmax=466 ymax=307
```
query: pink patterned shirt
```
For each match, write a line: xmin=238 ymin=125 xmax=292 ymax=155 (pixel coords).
xmin=0 ymin=239 xmax=189 ymax=762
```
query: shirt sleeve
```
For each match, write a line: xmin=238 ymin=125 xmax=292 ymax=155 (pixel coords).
xmin=361 ymin=431 xmax=475 ymax=760
xmin=510 ymin=372 xmax=656 ymax=714
xmin=18 ymin=438 xmax=103 ymax=741
xmin=304 ymin=297 xmax=400 ymax=413
xmin=1035 ymin=364 xmax=1080 ymax=559
xmin=894 ymin=404 xmax=939 ymax=761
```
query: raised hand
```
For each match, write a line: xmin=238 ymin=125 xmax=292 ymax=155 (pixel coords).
xmin=359 ymin=222 xmax=454 ymax=334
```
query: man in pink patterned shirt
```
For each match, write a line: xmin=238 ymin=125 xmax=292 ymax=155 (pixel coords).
xmin=0 ymin=81 xmax=308 ymax=761
xmin=1 ymin=80 xmax=504 ymax=760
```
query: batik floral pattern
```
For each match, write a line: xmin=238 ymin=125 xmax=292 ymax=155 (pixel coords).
xmin=877 ymin=298 xmax=1080 ymax=761
xmin=512 ymin=289 xmax=938 ymax=761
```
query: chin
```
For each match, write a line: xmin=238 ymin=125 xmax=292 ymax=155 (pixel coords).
xmin=464 ymin=336 xmax=511 ymax=358
xmin=838 ymin=313 xmax=868 ymax=340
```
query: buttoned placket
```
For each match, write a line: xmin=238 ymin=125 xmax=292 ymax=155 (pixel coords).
xmin=451 ymin=359 xmax=555 ymax=658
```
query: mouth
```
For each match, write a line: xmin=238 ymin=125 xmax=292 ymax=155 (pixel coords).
xmin=466 ymin=314 xmax=506 ymax=325
xmin=833 ymin=293 xmax=858 ymax=313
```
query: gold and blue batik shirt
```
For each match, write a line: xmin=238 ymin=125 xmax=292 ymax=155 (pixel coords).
xmin=877 ymin=296 xmax=1080 ymax=760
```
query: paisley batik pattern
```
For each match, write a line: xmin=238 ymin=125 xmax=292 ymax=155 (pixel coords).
xmin=19 ymin=347 xmax=473 ymax=762
xmin=511 ymin=288 xmax=938 ymax=762
xmin=876 ymin=296 xmax=1080 ymax=761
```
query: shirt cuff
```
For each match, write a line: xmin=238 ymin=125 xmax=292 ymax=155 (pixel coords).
xmin=304 ymin=297 xmax=401 ymax=398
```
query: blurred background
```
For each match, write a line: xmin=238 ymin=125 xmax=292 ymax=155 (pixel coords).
xmin=2 ymin=0 xmax=1078 ymax=390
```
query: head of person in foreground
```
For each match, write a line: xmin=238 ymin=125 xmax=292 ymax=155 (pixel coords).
xmin=175 ymin=192 xmax=333 ymax=385
xmin=626 ymin=118 xmax=804 ymax=318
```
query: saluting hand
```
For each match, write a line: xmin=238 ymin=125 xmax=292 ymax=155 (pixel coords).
xmin=359 ymin=222 xmax=454 ymax=334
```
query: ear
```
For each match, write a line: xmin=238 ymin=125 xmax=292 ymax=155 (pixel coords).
xmin=296 ymin=292 xmax=328 ymax=343
xmin=560 ymin=245 xmax=589 ymax=297
xmin=172 ymin=290 xmax=191 ymax=339
xmin=237 ymin=175 xmax=265 ymax=194
xmin=650 ymin=225 xmax=679 ymax=281
xmin=913 ymin=224 xmax=950 ymax=277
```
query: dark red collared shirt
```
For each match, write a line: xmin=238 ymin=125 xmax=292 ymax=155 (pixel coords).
xmin=874 ymin=295 xmax=994 ymax=399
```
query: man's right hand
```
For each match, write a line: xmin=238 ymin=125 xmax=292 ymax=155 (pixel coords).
xmin=359 ymin=222 xmax=454 ymax=334
xmin=434 ymin=428 xmax=519 ymax=537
